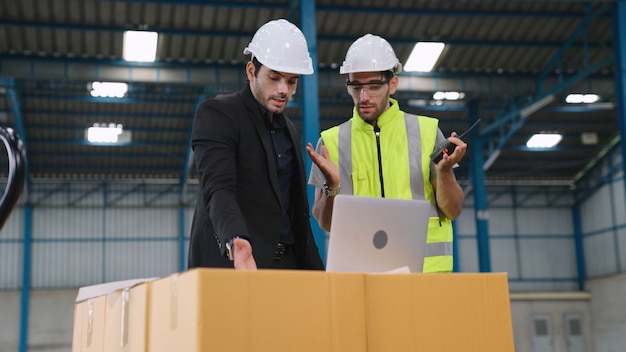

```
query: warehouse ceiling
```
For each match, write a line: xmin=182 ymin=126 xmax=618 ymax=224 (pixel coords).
xmin=0 ymin=0 xmax=621 ymax=186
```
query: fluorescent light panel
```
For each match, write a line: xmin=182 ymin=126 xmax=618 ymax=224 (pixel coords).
xmin=87 ymin=123 xmax=126 ymax=144
xmin=404 ymin=42 xmax=445 ymax=72
xmin=526 ymin=133 xmax=562 ymax=148
xmin=433 ymin=91 xmax=465 ymax=100
xmin=565 ymin=94 xmax=600 ymax=104
xmin=90 ymin=82 xmax=128 ymax=98
xmin=123 ymin=30 xmax=158 ymax=62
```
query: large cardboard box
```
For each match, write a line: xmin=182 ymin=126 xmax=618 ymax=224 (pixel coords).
xmin=72 ymin=278 xmax=155 ymax=352
xmin=148 ymin=269 xmax=366 ymax=352
xmin=365 ymin=273 xmax=514 ymax=351
xmin=148 ymin=269 xmax=514 ymax=352
xmin=103 ymin=282 xmax=151 ymax=352
xmin=72 ymin=295 xmax=107 ymax=352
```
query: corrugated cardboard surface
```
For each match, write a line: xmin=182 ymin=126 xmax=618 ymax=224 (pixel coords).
xmin=75 ymin=270 xmax=513 ymax=352
xmin=365 ymin=273 xmax=514 ymax=351
xmin=72 ymin=295 xmax=106 ymax=352
xmin=104 ymin=283 xmax=151 ymax=352
xmin=148 ymin=269 xmax=367 ymax=352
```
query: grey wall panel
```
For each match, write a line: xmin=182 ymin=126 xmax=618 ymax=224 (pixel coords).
xmin=105 ymin=208 xmax=177 ymax=238
xmin=490 ymin=238 xmax=520 ymax=277
xmin=458 ymin=237 xmax=478 ymax=272
xmin=33 ymin=208 xmax=103 ymax=239
xmin=104 ymin=242 xmax=178 ymax=282
xmin=519 ymin=239 xmax=577 ymax=279
xmin=585 ymin=232 xmax=619 ymax=278
xmin=0 ymin=243 xmax=22 ymax=289
xmin=488 ymin=208 xmax=516 ymax=235
xmin=618 ymin=228 xmax=626 ymax=273
xmin=31 ymin=242 xmax=104 ymax=289
xmin=0 ymin=208 xmax=23 ymax=289
xmin=455 ymin=207 xmax=476 ymax=234
xmin=515 ymin=208 xmax=573 ymax=235
xmin=1 ymin=207 xmax=23 ymax=239
xmin=580 ymin=186 xmax=613 ymax=233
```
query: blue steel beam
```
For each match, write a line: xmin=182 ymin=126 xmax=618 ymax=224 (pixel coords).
xmin=5 ymin=78 xmax=33 ymax=349
xmin=300 ymin=0 xmax=326 ymax=263
xmin=468 ymin=99 xmax=491 ymax=273
xmin=613 ymin=1 xmax=626 ymax=227
xmin=19 ymin=206 xmax=32 ymax=352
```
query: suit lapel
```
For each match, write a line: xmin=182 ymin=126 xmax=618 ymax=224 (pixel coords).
xmin=238 ymin=86 xmax=281 ymax=203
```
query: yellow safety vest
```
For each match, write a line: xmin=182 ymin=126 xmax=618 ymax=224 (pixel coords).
xmin=321 ymin=99 xmax=453 ymax=273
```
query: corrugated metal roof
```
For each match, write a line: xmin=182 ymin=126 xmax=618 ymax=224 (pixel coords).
xmin=0 ymin=0 xmax=619 ymax=182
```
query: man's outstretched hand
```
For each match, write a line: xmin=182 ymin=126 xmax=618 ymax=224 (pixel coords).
xmin=233 ymin=237 xmax=257 ymax=270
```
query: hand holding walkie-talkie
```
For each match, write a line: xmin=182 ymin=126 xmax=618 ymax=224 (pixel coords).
xmin=430 ymin=119 xmax=481 ymax=164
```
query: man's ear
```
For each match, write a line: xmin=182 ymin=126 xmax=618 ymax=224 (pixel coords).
xmin=388 ymin=75 xmax=399 ymax=94
xmin=245 ymin=61 xmax=255 ymax=81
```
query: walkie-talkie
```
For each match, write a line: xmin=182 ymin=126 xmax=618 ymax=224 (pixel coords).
xmin=430 ymin=119 xmax=481 ymax=164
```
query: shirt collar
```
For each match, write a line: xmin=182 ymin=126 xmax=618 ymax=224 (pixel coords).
xmin=352 ymin=97 xmax=401 ymax=130
xmin=255 ymin=100 xmax=287 ymax=129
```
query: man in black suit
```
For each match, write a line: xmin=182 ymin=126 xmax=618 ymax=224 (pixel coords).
xmin=188 ymin=19 xmax=324 ymax=270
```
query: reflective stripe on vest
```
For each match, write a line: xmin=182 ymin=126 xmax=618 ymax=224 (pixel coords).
xmin=323 ymin=112 xmax=453 ymax=273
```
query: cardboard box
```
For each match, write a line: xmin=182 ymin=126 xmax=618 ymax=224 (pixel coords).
xmin=72 ymin=278 xmax=156 ymax=352
xmin=148 ymin=269 xmax=367 ymax=352
xmin=365 ymin=273 xmax=514 ymax=351
xmin=72 ymin=295 xmax=107 ymax=352
xmin=148 ymin=269 xmax=514 ymax=352
xmin=103 ymin=282 xmax=151 ymax=352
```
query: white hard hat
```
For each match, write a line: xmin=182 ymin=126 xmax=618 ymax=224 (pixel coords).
xmin=243 ymin=19 xmax=314 ymax=75
xmin=339 ymin=34 xmax=402 ymax=74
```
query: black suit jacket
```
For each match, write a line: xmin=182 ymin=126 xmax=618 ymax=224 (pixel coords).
xmin=188 ymin=85 xmax=324 ymax=270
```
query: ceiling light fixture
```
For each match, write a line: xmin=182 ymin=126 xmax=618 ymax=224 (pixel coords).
xmin=90 ymin=82 xmax=128 ymax=98
xmin=433 ymin=91 xmax=465 ymax=100
xmin=404 ymin=42 xmax=445 ymax=72
xmin=123 ymin=30 xmax=158 ymax=62
xmin=565 ymin=93 xmax=600 ymax=104
xmin=86 ymin=123 xmax=131 ymax=144
xmin=526 ymin=133 xmax=562 ymax=149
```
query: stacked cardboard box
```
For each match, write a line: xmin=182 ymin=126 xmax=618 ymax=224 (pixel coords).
xmin=72 ymin=269 xmax=514 ymax=351
xmin=72 ymin=278 xmax=155 ymax=352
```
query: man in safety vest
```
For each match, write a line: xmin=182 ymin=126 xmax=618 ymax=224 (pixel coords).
xmin=306 ymin=34 xmax=467 ymax=273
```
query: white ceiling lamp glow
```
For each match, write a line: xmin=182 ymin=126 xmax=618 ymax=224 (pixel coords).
xmin=433 ymin=91 xmax=465 ymax=100
xmin=404 ymin=42 xmax=445 ymax=72
xmin=565 ymin=93 xmax=600 ymax=104
xmin=526 ymin=133 xmax=563 ymax=149
xmin=86 ymin=123 xmax=131 ymax=144
xmin=90 ymin=82 xmax=128 ymax=98
xmin=123 ymin=30 xmax=158 ymax=62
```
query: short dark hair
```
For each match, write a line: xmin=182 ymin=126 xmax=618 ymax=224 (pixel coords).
xmin=245 ymin=56 xmax=263 ymax=82
xmin=382 ymin=70 xmax=394 ymax=80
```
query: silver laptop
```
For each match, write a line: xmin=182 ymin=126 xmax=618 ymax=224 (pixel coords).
xmin=325 ymin=195 xmax=431 ymax=273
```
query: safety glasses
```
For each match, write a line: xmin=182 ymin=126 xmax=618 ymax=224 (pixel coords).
xmin=345 ymin=77 xmax=391 ymax=97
